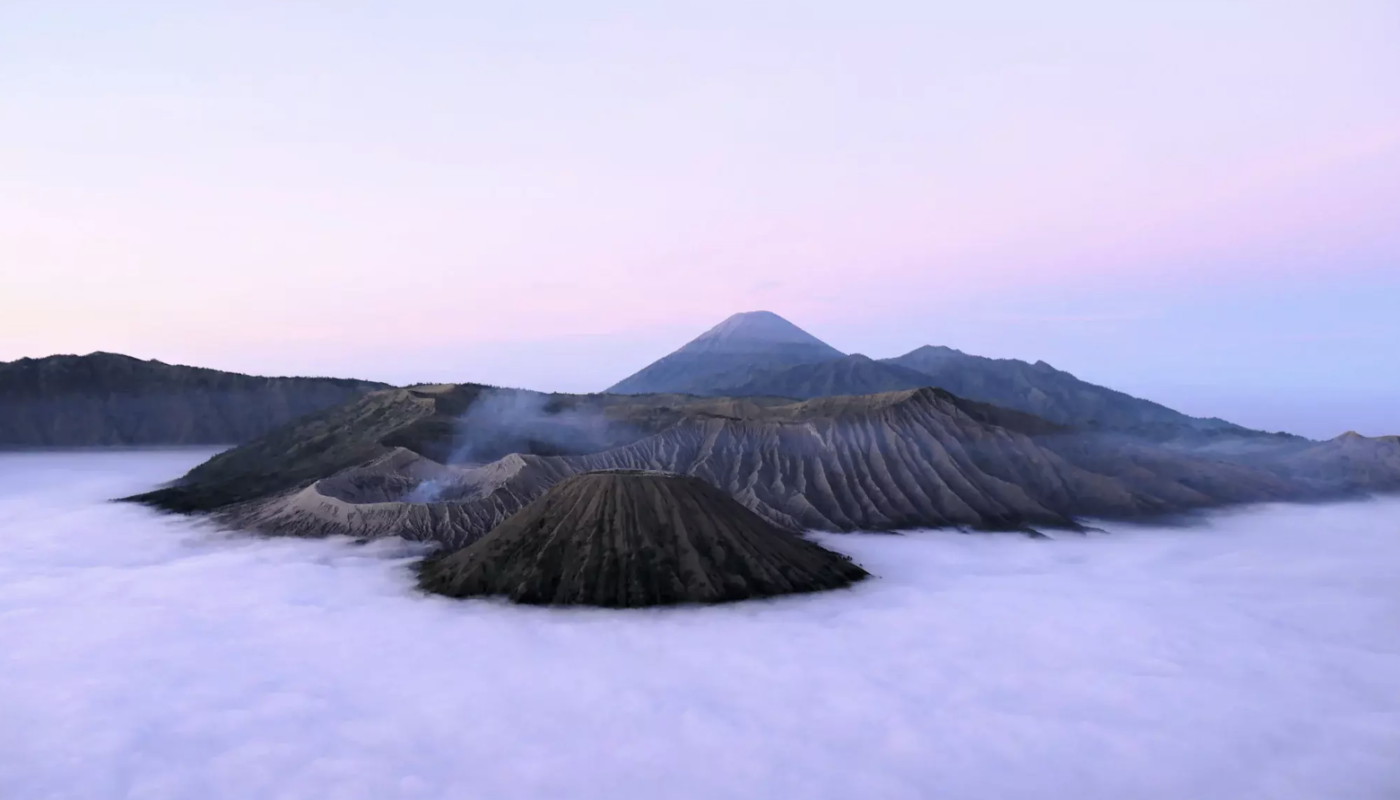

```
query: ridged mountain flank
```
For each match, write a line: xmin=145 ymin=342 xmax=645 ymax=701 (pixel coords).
xmin=138 ymin=384 xmax=1384 ymax=550
xmin=416 ymin=470 xmax=868 ymax=607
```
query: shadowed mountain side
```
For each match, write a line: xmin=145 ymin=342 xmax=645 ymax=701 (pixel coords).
xmin=883 ymin=345 xmax=1301 ymax=448
xmin=131 ymin=388 xmax=439 ymax=512
xmin=416 ymin=471 xmax=868 ymax=607
xmin=724 ymin=354 xmax=935 ymax=399
xmin=212 ymin=388 xmax=1318 ymax=549
xmin=0 ymin=352 xmax=388 ymax=446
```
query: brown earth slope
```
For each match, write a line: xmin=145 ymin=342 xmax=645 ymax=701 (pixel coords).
xmin=416 ymin=470 xmax=868 ymax=607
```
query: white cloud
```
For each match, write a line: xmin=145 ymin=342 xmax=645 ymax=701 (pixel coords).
xmin=1 ymin=450 xmax=1398 ymax=800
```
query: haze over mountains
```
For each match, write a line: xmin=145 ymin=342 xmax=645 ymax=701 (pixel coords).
xmin=129 ymin=379 xmax=1400 ymax=548
xmin=608 ymin=311 xmax=1295 ymax=447
xmin=0 ymin=311 xmax=1377 ymax=458
xmin=0 ymin=307 xmax=1364 ymax=546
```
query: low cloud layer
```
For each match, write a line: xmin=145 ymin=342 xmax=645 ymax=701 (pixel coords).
xmin=2 ymin=451 xmax=1398 ymax=800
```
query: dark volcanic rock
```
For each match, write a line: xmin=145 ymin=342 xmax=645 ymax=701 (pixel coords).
xmin=416 ymin=471 xmax=869 ymax=607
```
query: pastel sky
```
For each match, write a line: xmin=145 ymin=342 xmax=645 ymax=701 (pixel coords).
xmin=2 ymin=1 xmax=1398 ymax=437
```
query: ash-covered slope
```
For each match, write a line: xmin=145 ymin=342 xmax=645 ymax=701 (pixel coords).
xmin=607 ymin=311 xmax=844 ymax=395
xmin=129 ymin=382 xmax=777 ymax=514
xmin=211 ymin=387 xmax=1318 ymax=548
xmin=131 ymin=386 xmax=439 ymax=512
xmin=417 ymin=471 xmax=868 ymax=607
xmin=0 ymin=352 xmax=388 ymax=446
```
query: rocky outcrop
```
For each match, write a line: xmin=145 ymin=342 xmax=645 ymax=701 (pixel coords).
xmin=0 ymin=352 xmax=388 ymax=446
xmin=416 ymin=471 xmax=868 ymax=607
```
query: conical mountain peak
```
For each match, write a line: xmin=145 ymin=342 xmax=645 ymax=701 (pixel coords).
xmin=680 ymin=311 xmax=843 ymax=356
xmin=605 ymin=311 xmax=844 ymax=395
xmin=416 ymin=470 xmax=868 ymax=607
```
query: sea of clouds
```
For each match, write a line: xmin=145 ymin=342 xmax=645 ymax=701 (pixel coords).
xmin=1 ymin=450 xmax=1397 ymax=800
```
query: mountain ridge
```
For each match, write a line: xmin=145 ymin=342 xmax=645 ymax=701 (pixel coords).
xmin=127 ymin=383 xmax=1400 ymax=549
xmin=607 ymin=310 xmax=1307 ymax=445
xmin=0 ymin=352 xmax=389 ymax=446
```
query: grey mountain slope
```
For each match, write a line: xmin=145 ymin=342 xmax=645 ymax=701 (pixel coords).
xmin=882 ymin=345 xmax=1299 ymax=445
xmin=725 ymin=354 xmax=934 ymax=399
xmin=607 ymin=311 xmax=845 ymax=395
xmin=135 ymin=384 xmax=1396 ymax=550
xmin=127 ymin=383 xmax=787 ymax=513
xmin=416 ymin=470 xmax=868 ymax=607
xmin=0 ymin=352 xmax=389 ymax=446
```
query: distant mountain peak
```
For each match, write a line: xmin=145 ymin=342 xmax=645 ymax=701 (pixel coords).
xmin=604 ymin=311 xmax=844 ymax=395
xmin=680 ymin=311 xmax=842 ymax=355
xmin=906 ymin=344 xmax=967 ymax=359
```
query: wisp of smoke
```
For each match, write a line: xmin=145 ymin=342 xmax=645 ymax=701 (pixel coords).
xmin=2 ymin=450 xmax=1398 ymax=800
xmin=446 ymin=390 xmax=625 ymax=464
xmin=400 ymin=478 xmax=447 ymax=504
xmin=403 ymin=390 xmax=631 ymax=503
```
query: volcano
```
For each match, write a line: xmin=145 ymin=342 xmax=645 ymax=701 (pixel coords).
xmin=416 ymin=470 xmax=869 ymax=607
xmin=606 ymin=311 xmax=844 ymax=395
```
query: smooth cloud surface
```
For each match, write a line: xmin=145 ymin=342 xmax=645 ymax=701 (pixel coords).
xmin=1 ymin=450 xmax=1398 ymax=799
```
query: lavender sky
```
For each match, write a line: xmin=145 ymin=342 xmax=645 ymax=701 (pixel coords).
xmin=2 ymin=2 xmax=1398 ymax=437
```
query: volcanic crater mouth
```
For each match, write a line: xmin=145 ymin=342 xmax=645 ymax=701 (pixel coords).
xmin=314 ymin=459 xmax=488 ymax=505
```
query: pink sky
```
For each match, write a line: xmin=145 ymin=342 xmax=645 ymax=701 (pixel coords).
xmin=2 ymin=1 xmax=1398 ymax=435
